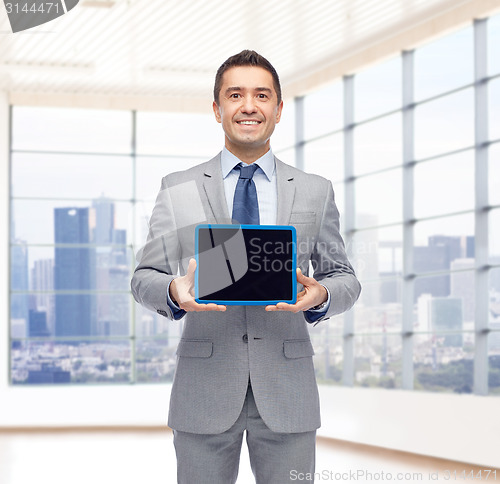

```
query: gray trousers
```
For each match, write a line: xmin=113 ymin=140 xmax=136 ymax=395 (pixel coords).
xmin=173 ymin=381 xmax=316 ymax=484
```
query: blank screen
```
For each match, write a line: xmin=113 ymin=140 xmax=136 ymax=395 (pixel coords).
xmin=196 ymin=226 xmax=296 ymax=304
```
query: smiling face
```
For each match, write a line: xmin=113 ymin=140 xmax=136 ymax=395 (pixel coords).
xmin=213 ymin=66 xmax=283 ymax=163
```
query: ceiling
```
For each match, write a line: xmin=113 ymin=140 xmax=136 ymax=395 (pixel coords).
xmin=0 ymin=0 xmax=498 ymax=112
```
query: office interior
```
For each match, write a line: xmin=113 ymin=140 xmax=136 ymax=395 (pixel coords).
xmin=1 ymin=0 xmax=500 ymax=482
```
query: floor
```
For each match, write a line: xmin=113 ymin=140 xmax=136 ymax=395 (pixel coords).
xmin=0 ymin=428 xmax=497 ymax=483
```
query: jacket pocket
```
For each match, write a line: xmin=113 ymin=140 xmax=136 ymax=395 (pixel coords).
xmin=176 ymin=339 xmax=213 ymax=358
xmin=289 ymin=211 xmax=316 ymax=225
xmin=283 ymin=339 xmax=315 ymax=359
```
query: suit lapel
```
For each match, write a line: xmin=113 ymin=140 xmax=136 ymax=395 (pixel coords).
xmin=202 ymin=153 xmax=232 ymax=224
xmin=202 ymin=153 xmax=295 ymax=225
xmin=275 ymin=157 xmax=295 ymax=226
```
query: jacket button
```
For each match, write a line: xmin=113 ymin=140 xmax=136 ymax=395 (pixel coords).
xmin=242 ymin=333 xmax=248 ymax=343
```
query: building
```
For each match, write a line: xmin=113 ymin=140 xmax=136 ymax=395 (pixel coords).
xmin=27 ymin=364 xmax=71 ymax=384
xmin=414 ymin=244 xmax=450 ymax=300
xmin=54 ymin=207 xmax=95 ymax=338
xmin=450 ymin=258 xmax=475 ymax=323
xmin=414 ymin=236 xmax=474 ymax=301
xmin=28 ymin=310 xmax=50 ymax=338
xmin=92 ymin=197 xmax=129 ymax=337
xmin=431 ymin=298 xmax=463 ymax=347
xmin=11 ymin=240 xmax=29 ymax=335
xmin=31 ymin=258 xmax=55 ymax=335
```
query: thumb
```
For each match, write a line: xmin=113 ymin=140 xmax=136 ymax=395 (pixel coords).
xmin=296 ymin=267 xmax=308 ymax=283
xmin=187 ymin=258 xmax=197 ymax=278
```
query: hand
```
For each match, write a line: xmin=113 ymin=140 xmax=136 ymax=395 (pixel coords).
xmin=169 ymin=258 xmax=227 ymax=312
xmin=265 ymin=268 xmax=327 ymax=313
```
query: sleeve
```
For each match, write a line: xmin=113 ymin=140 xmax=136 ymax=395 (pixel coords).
xmin=307 ymin=180 xmax=361 ymax=324
xmin=166 ymin=279 xmax=187 ymax=320
xmin=131 ymin=176 xmax=184 ymax=321
xmin=303 ymin=284 xmax=331 ymax=324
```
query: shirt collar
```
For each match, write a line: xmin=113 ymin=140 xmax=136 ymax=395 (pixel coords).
xmin=221 ymin=146 xmax=275 ymax=182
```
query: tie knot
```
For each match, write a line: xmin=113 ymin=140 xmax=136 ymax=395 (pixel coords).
xmin=237 ymin=163 xmax=259 ymax=180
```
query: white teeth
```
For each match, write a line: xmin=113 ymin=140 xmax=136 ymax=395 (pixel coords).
xmin=238 ymin=121 xmax=259 ymax=125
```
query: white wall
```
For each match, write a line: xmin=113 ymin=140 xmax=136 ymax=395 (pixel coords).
xmin=318 ymin=386 xmax=500 ymax=468
xmin=0 ymin=382 xmax=499 ymax=468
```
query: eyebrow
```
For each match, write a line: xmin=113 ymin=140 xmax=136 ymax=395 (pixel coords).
xmin=224 ymin=87 xmax=273 ymax=95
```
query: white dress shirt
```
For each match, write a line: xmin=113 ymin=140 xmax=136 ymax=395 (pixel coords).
xmin=221 ymin=146 xmax=277 ymax=225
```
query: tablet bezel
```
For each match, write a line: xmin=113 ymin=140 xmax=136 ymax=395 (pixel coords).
xmin=194 ymin=224 xmax=297 ymax=306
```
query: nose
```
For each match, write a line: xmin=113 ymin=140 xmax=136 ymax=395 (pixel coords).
xmin=241 ymin=96 xmax=257 ymax=114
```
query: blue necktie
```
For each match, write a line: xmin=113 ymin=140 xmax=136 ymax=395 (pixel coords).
xmin=232 ymin=163 xmax=260 ymax=225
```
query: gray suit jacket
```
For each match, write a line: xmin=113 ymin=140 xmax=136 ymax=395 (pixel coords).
xmin=131 ymin=153 xmax=360 ymax=434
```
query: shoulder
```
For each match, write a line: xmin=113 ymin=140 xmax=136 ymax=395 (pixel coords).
xmin=161 ymin=153 xmax=221 ymax=188
xmin=275 ymin=156 xmax=331 ymax=190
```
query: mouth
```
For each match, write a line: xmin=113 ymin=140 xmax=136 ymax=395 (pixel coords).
xmin=236 ymin=120 xmax=262 ymax=125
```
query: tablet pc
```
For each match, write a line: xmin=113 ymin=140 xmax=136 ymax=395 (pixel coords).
xmin=195 ymin=224 xmax=297 ymax=305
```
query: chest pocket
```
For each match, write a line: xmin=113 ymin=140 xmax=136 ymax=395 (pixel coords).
xmin=289 ymin=212 xmax=316 ymax=225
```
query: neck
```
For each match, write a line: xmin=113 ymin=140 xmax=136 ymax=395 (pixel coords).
xmin=225 ymin=142 xmax=270 ymax=164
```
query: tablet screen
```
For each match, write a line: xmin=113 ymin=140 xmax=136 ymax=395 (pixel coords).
xmin=195 ymin=224 xmax=297 ymax=305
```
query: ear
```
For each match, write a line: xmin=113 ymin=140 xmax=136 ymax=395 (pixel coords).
xmin=213 ymin=101 xmax=222 ymax=123
xmin=275 ymin=100 xmax=284 ymax=124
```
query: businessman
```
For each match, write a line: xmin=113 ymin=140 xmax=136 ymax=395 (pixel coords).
xmin=131 ymin=50 xmax=361 ymax=483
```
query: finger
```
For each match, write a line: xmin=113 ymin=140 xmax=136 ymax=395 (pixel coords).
xmin=276 ymin=302 xmax=291 ymax=309
xmin=277 ymin=292 xmax=314 ymax=313
xmin=199 ymin=303 xmax=226 ymax=311
xmin=204 ymin=303 xmax=226 ymax=311
xmin=266 ymin=303 xmax=289 ymax=311
xmin=273 ymin=302 xmax=298 ymax=312
xmin=272 ymin=303 xmax=301 ymax=313
xmin=184 ymin=257 xmax=196 ymax=279
xmin=290 ymin=301 xmax=310 ymax=312
xmin=296 ymin=268 xmax=312 ymax=285
xmin=184 ymin=300 xmax=226 ymax=312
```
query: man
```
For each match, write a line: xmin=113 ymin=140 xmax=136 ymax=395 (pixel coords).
xmin=131 ymin=50 xmax=360 ymax=483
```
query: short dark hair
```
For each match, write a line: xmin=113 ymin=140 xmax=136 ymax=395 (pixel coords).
xmin=214 ymin=50 xmax=282 ymax=105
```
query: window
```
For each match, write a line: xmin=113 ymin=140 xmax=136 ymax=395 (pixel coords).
xmin=353 ymin=113 xmax=402 ymax=175
xmin=414 ymin=26 xmax=474 ymax=101
xmin=413 ymin=151 xmax=474 ymax=218
xmin=9 ymin=107 xmax=220 ymax=385
xmin=354 ymin=56 xmax=402 ymax=122
xmin=414 ymin=89 xmax=474 ymax=160
xmin=303 ymin=134 xmax=344 ymax=182
xmin=489 ymin=77 xmax=500 ymax=141
xmin=9 ymin=17 xmax=500 ymax=394
xmin=301 ymin=18 xmax=499 ymax=395
xmin=303 ymin=81 xmax=343 ymax=140
xmin=488 ymin=12 xmax=500 ymax=76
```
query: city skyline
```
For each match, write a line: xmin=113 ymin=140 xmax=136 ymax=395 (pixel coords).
xmin=9 ymin=198 xmax=500 ymax=389
xmin=10 ymin=195 xmax=183 ymax=384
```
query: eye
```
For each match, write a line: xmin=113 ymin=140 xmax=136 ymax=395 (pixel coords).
xmin=230 ymin=93 xmax=241 ymax=99
xmin=258 ymin=93 xmax=268 ymax=99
